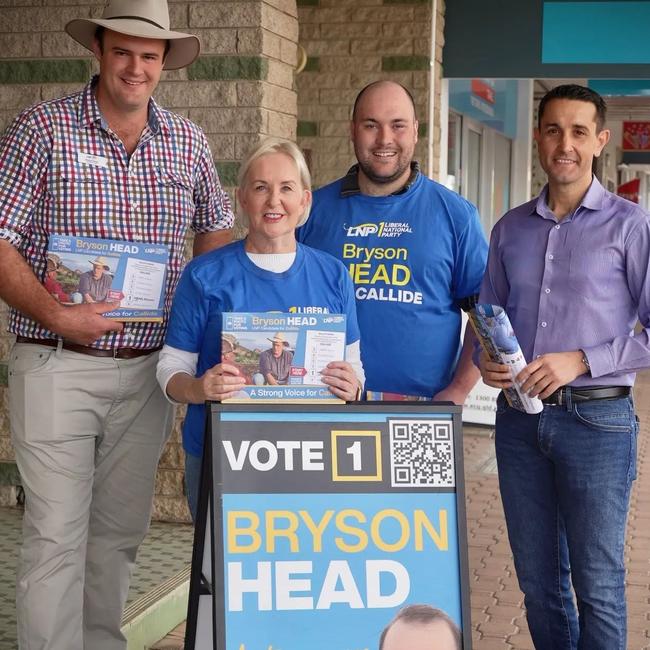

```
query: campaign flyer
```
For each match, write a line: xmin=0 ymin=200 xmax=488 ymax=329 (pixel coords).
xmin=221 ymin=312 xmax=347 ymax=402
xmin=46 ymin=235 xmax=169 ymax=321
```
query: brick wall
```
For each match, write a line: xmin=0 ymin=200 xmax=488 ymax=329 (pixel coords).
xmin=0 ymin=0 xmax=299 ymax=523
xmin=295 ymin=0 xmax=444 ymax=188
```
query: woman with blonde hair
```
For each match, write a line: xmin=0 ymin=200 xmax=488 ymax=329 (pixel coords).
xmin=157 ymin=137 xmax=364 ymax=518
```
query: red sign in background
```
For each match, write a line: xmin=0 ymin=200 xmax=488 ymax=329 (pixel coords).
xmin=623 ymin=121 xmax=650 ymax=151
xmin=471 ymin=79 xmax=495 ymax=104
xmin=618 ymin=178 xmax=640 ymax=203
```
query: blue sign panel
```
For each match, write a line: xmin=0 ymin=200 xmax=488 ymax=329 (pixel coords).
xmin=588 ymin=79 xmax=650 ymax=96
xmin=543 ymin=2 xmax=650 ymax=64
xmin=224 ymin=492 xmax=460 ymax=649
xmin=444 ymin=0 xmax=650 ymax=78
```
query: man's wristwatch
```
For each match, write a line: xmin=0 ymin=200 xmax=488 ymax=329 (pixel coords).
xmin=580 ymin=351 xmax=591 ymax=375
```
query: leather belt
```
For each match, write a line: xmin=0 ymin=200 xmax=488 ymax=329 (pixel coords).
xmin=15 ymin=336 xmax=161 ymax=360
xmin=542 ymin=385 xmax=630 ymax=406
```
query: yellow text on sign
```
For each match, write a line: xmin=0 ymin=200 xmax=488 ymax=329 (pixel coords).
xmin=227 ymin=508 xmax=448 ymax=554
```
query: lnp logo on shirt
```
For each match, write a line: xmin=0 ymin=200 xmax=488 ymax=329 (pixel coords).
xmin=345 ymin=222 xmax=412 ymax=238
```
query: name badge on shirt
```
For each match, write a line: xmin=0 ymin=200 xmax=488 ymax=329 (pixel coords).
xmin=77 ymin=152 xmax=108 ymax=168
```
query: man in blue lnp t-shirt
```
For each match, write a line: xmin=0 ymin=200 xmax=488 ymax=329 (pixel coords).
xmin=298 ymin=80 xmax=488 ymax=401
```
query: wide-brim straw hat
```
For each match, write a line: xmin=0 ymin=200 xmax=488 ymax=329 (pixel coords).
xmin=65 ymin=0 xmax=200 ymax=70
xmin=222 ymin=333 xmax=239 ymax=351
xmin=89 ymin=256 xmax=111 ymax=271
xmin=47 ymin=253 xmax=61 ymax=268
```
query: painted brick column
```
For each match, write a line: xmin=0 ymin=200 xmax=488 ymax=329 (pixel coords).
xmin=296 ymin=0 xmax=444 ymax=188
xmin=0 ymin=0 xmax=299 ymax=522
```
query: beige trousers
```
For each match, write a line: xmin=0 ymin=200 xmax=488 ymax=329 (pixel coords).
xmin=9 ymin=342 xmax=173 ymax=650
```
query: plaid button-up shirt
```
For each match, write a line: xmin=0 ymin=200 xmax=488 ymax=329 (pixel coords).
xmin=0 ymin=76 xmax=233 ymax=350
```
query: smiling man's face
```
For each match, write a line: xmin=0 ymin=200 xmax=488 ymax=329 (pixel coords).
xmin=534 ymin=98 xmax=609 ymax=194
xmin=92 ymin=29 xmax=166 ymax=116
xmin=351 ymin=81 xmax=418 ymax=196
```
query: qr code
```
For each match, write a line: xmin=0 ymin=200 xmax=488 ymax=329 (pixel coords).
xmin=389 ymin=419 xmax=455 ymax=488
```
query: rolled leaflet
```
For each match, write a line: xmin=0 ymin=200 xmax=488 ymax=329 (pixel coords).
xmin=469 ymin=304 xmax=543 ymax=414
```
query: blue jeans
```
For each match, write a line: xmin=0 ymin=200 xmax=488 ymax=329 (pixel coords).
xmin=185 ymin=451 xmax=202 ymax=523
xmin=495 ymin=392 xmax=637 ymax=650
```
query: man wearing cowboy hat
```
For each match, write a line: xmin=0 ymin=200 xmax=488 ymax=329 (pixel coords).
xmin=258 ymin=332 xmax=294 ymax=385
xmin=0 ymin=1 xmax=233 ymax=648
xmin=79 ymin=256 xmax=113 ymax=303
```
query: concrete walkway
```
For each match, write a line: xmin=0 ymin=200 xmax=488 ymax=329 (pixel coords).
xmin=155 ymin=372 xmax=650 ymax=649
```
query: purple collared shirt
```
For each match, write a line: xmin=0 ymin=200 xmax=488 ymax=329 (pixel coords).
xmin=478 ymin=177 xmax=650 ymax=387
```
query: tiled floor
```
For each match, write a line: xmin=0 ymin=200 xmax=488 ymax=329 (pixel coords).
xmin=0 ymin=509 xmax=21 ymax=650
xmin=0 ymin=511 xmax=194 ymax=650
xmin=127 ymin=522 xmax=194 ymax=603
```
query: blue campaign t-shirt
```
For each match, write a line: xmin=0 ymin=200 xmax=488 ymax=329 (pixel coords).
xmin=297 ymin=172 xmax=487 ymax=397
xmin=165 ymin=239 xmax=360 ymax=456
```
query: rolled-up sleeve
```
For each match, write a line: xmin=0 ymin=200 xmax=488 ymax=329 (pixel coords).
xmin=0 ymin=112 xmax=49 ymax=247
xmin=191 ymin=131 xmax=234 ymax=234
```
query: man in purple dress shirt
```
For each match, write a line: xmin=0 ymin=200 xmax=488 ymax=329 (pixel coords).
xmin=478 ymin=84 xmax=650 ymax=649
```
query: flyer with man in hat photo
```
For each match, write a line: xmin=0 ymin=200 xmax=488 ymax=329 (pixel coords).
xmin=221 ymin=312 xmax=348 ymax=402
xmin=46 ymin=234 xmax=169 ymax=321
